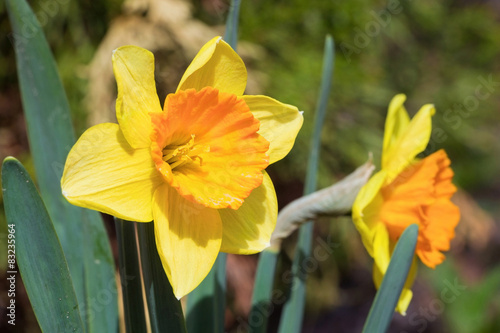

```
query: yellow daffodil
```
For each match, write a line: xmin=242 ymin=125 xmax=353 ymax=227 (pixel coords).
xmin=61 ymin=37 xmax=303 ymax=298
xmin=352 ymin=94 xmax=460 ymax=314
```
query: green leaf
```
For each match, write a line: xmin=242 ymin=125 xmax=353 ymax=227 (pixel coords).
xmin=115 ymin=219 xmax=147 ymax=333
xmin=278 ymin=35 xmax=335 ymax=333
xmin=362 ymin=224 xmax=419 ymax=333
xmin=2 ymin=157 xmax=84 ymax=332
xmin=137 ymin=222 xmax=187 ymax=333
xmin=303 ymin=34 xmax=335 ymax=196
xmin=5 ymin=0 xmax=118 ymax=330
xmin=186 ymin=253 xmax=226 ymax=333
xmin=249 ymin=249 xmax=279 ymax=333
xmin=81 ymin=210 xmax=118 ymax=333
xmin=224 ymin=0 xmax=241 ymax=50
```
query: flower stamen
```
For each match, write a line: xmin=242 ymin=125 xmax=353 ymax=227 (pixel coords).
xmin=161 ymin=134 xmax=210 ymax=170
xmin=149 ymin=87 xmax=270 ymax=209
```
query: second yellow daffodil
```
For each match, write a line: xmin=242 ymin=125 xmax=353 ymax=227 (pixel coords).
xmin=352 ymin=95 xmax=460 ymax=314
xmin=61 ymin=37 xmax=303 ymax=299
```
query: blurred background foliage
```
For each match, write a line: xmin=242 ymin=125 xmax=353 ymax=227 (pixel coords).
xmin=1 ymin=0 xmax=500 ymax=332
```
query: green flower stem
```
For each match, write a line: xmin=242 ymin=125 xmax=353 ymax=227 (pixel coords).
xmin=115 ymin=219 xmax=147 ymax=333
xmin=278 ymin=35 xmax=335 ymax=333
xmin=137 ymin=222 xmax=187 ymax=333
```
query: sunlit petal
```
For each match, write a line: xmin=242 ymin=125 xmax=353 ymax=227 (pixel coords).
xmin=61 ymin=123 xmax=163 ymax=221
xmin=219 ymin=172 xmax=277 ymax=254
xmin=176 ymin=37 xmax=247 ymax=96
xmin=372 ymin=223 xmax=391 ymax=271
xmin=243 ymin=95 xmax=303 ymax=164
xmin=152 ymin=184 xmax=222 ymax=299
xmin=382 ymin=104 xmax=435 ymax=183
xmin=352 ymin=170 xmax=386 ymax=257
xmin=113 ymin=45 xmax=162 ymax=148
xmin=382 ymin=94 xmax=409 ymax=161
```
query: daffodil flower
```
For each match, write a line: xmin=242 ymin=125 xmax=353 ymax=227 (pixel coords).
xmin=352 ymin=94 xmax=460 ymax=314
xmin=61 ymin=37 xmax=303 ymax=298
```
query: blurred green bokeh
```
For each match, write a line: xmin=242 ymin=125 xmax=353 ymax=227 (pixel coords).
xmin=237 ymin=0 xmax=500 ymax=193
xmin=1 ymin=0 xmax=499 ymax=332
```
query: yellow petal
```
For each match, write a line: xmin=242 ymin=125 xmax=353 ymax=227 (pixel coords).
xmin=382 ymin=103 xmax=435 ymax=183
xmin=243 ymin=95 xmax=303 ymax=164
xmin=61 ymin=123 xmax=163 ymax=221
xmin=382 ymin=94 xmax=409 ymax=161
xmin=113 ymin=45 xmax=162 ymax=148
xmin=352 ymin=170 xmax=387 ymax=257
xmin=152 ymin=184 xmax=222 ymax=299
xmin=176 ymin=37 xmax=247 ymax=96
xmin=372 ymin=223 xmax=391 ymax=271
xmin=219 ymin=171 xmax=277 ymax=254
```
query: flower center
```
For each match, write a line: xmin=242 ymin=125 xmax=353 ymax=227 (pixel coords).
xmin=149 ymin=87 xmax=270 ymax=209
xmin=161 ymin=134 xmax=210 ymax=169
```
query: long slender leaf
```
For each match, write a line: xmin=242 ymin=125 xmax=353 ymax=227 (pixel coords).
xmin=5 ymin=0 xmax=118 ymax=330
xmin=362 ymin=224 xmax=419 ymax=333
xmin=249 ymin=249 xmax=279 ymax=333
xmin=2 ymin=157 xmax=84 ymax=332
xmin=115 ymin=219 xmax=147 ymax=333
xmin=80 ymin=209 xmax=118 ymax=333
xmin=224 ymin=0 xmax=241 ymax=49
xmin=186 ymin=253 xmax=227 ymax=333
xmin=137 ymin=222 xmax=187 ymax=333
xmin=278 ymin=35 xmax=335 ymax=333
xmin=214 ymin=253 xmax=227 ymax=330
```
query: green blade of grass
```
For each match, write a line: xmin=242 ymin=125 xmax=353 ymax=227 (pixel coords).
xmin=224 ymin=0 xmax=241 ymax=50
xmin=137 ymin=222 xmax=187 ymax=333
xmin=81 ymin=209 xmax=118 ymax=333
xmin=115 ymin=219 xmax=147 ymax=333
xmin=5 ymin=0 xmax=118 ymax=330
xmin=278 ymin=35 xmax=335 ymax=333
xmin=362 ymin=224 xmax=419 ymax=333
xmin=249 ymin=248 xmax=279 ymax=333
xmin=214 ymin=253 xmax=227 ymax=330
xmin=186 ymin=253 xmax=227 ymax=333
xmin=2 ymin=157 xmax=84 ymax=332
